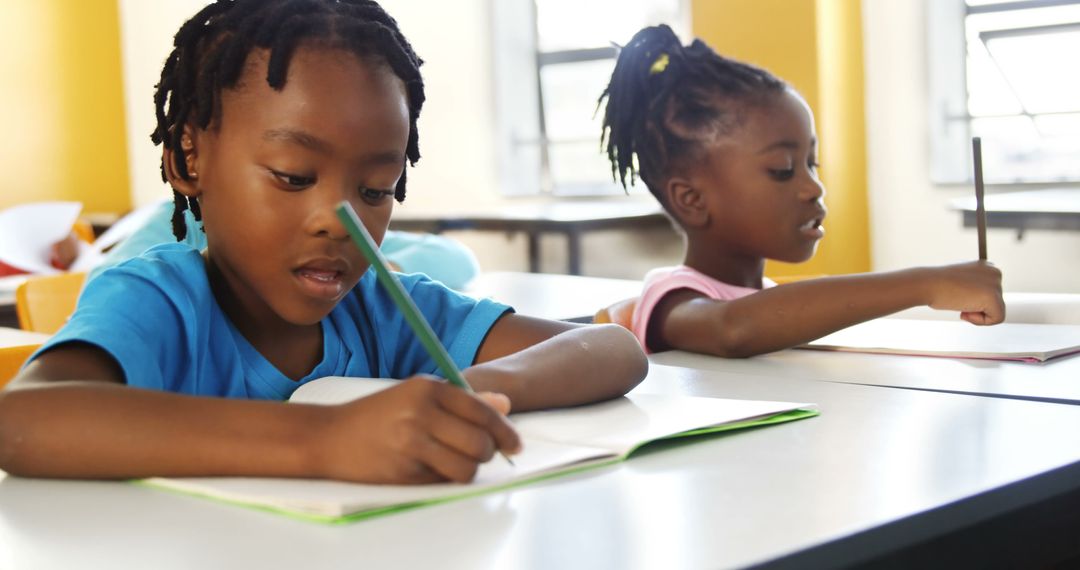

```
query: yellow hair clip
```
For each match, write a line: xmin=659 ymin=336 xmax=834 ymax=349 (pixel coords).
xmin=649 ymin=52 xmax=670 ymax=75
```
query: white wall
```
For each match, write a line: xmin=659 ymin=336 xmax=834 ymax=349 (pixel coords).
xmin=118 ymin=0 xmax=211 ymax=208
xmin=862 ymin=0 xmax=1080 ymax=293
xmin=379 ymin=0 xmax=504 ymax=210
xmin=118 ymin=0 xmax=502 ymax=210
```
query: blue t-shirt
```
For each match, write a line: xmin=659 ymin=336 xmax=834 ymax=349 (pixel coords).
xmin=34 ymin=244 xmax=510 ymax=400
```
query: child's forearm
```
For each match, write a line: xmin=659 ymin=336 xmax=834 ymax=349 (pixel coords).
xmin=702 ymin=268 xmax=939 ymax=357
xmin=465 ymin=324 xmax=647 ymax=412
xmin=0 ymin=382 xmax=327 ymax=479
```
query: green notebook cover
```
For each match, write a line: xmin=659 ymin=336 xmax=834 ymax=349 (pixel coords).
xmin=143 ymin=378 xmax=818 ymax=524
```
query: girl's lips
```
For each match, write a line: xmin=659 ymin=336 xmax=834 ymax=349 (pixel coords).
xmin=800 ymin=218 xmax=825 ymax=239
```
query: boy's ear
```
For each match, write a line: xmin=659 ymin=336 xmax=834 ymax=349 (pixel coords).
xmin=665 ymin=177 xmax=709 ymax=229
xmin=162 ymin=124 xmax=201 ymax=198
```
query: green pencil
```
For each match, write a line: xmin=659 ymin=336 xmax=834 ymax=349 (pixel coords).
xmin=336 ymin=202 xmax=514 ymax=466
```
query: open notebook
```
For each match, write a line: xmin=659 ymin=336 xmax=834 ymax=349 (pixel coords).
xmin=799 ymin=319 xmax=1080 ymax=362
xmin=144 ymin=377 xmax=817 ymax=524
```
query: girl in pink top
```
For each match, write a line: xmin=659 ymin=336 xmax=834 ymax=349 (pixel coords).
xmin=600 ymin=25 xmax=1005 ymax=356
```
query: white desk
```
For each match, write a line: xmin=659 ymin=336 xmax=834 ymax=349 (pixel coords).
xmin=652 ymin=346 xmax=1080 ymax=405
xmin=464 ymin=271 xmax=641 ymax=322
xmin=3 ymin=364 xmax=1080 ymax=569
xmin=0 ymin=327 xmax=47 ymax=348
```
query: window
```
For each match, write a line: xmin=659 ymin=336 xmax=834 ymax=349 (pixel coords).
xmin=929 ymin=0 xmax=1080 ymax=184
xmin=493 ymin=0 xmax=687 ymax=196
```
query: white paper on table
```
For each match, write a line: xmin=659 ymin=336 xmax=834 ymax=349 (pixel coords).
xmin=0 ymin=201 xmax=83 ymax=274
xmin=68 ymin=241 xmax=104 ymax=272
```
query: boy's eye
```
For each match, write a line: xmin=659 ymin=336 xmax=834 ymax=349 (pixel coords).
xmin=808 ymin=159 xmax=820 ymax=173
xmin=359 ymin=187 xmax=395 ymax=205
xmin=768 ymin=168 xmax=795 ymax=181
xmin=272 ymin=170 xmax=316 ymax=189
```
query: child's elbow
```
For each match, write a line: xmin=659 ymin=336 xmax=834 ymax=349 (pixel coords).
xmin=705 ymin=322 xmax=763 ymax=359
xmin=0 ymin=391 xmax=31 ymax=476
xmin=595 ymin=323 xmax=649 ymax=392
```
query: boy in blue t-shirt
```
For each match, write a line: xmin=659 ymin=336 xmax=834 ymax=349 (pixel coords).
xmin=0 ymin=0 xmax=646 ymax=485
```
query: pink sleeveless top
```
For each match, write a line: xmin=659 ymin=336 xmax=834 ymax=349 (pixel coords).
xmin=631 ymin=265 xmax=775 ymax=353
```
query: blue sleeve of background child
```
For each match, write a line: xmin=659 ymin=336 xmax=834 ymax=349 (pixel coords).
xmin=86 ymin=201 xmax=206 ymax=283
xmin=379 ymin=231 xmax=481 ymax=290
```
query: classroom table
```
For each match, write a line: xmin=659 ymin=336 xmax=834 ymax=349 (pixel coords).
xmin=389 ymin=199 xmax=670 ymax=275
xmin=463 ymin=271 xmax=642 ymax=322
xmin=652 ymin=345 xmax=1080 ymax=405
xmin=951 ymin=187 xmax=1080 ymax=239
xmin=0 ymin=327 xmax=48 ymax=347
xmin=3 ymin=363 xmax=1080 ymax=569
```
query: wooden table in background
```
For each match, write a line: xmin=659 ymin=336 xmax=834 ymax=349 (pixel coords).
xmin=952 ymin=188 xmax=1080 ymax=239
xmin=391 ymin=199 xmax=669 ymax=275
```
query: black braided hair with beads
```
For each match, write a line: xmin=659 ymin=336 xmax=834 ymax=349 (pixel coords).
xmin=151 ymin=0 xmax=425 ymax=240
xmin=598 ymin=24 xmax=785 ymax=204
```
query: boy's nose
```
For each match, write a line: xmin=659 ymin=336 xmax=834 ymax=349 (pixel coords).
xmin=305 ymin=195 xmax=350 ymax=240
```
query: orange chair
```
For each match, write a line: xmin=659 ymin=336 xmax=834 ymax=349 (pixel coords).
xmin=1 ymin=344 xmax=42 ymax=389
xmin=15 ymin=272 xmax=87 ymax=334
xmin=594 ymin=297 xmax=637 ymax=330
xmin=71 ymin=218 xmax=96 ymax=244
xmin=0 ymin=327 xmax=51 ymax=388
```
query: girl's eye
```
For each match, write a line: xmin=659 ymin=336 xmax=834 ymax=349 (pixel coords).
xmin=272 ymin=170 xmax=316 ymax=189
xmin=769 ymin=168 xmax=795 ymax=181
xmin=359 ymin=187 xmax=394 ymax=205
xmin=808 ymin=159 xmax=820 ymax=173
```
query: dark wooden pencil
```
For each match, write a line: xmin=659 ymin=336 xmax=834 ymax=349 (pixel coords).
xmin=972 ymin=137 xmax=987 ymax=261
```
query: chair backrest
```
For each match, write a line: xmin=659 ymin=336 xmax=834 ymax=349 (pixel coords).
xmin=594 ymin=297 xmax=638 ymax=330
xmin=72 ymin=218 xmax=95 ymax=244
xmin=1 ymin=344 xmax=42 ymax=389
xmin=15 ymin=272 xmax=87 ymax=334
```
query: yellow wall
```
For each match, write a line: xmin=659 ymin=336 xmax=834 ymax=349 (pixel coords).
xmin=692 ymin=0 xmax=870 ymax=276
xmin=0 ymin=1 xmax=130 ymax=214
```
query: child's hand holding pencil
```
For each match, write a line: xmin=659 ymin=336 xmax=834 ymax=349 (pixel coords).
xmin=919 ymin=261 xmax=1005 ymax=326
xmin=309 ymin=376 xmax=521 ymax=484
xmin=910 ymin=137 xmax=1005 ymax=326
xmin=335 ymin=201 xmax=520 ymax=473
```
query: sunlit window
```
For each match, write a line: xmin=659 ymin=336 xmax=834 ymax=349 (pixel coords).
xmin=494 ymin=0 xmax=686 ymax=196
xmin=961 ymin=0 xmax=1080 ymax=183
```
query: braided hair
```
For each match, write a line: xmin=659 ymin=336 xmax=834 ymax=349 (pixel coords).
xmin=151 ymin=0 xmax=425 ymax=240
xmin=598 ymin=25 xmax=785 ymax=204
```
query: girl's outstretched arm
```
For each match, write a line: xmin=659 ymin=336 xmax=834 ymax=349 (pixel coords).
xmin=650 ymin=261 xmax=1004 ymax=358
xmin=466 ymin=316 xmax=648 ymax=412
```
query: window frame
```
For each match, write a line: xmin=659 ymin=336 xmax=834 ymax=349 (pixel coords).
xmin=492 ymin=0 xmax=689 ymax=197
xmin=927 ymin=0 xmax=1080 ymax=185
